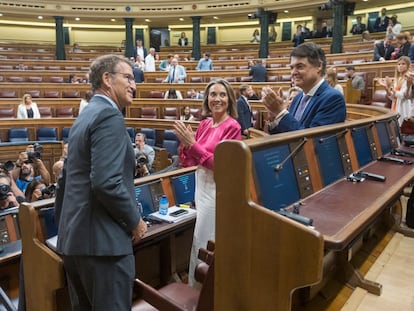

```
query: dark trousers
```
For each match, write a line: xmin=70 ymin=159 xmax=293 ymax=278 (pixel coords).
xmin=63 ymin=254 xmax=135 ymax=311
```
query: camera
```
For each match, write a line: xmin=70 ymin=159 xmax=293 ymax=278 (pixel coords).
xmin=135 ymin=154 xmax=150 ymax=178
xmin=0 ymin=183 xmax=11 ymax=201
xmin=136 ymin=155 xmax=148 ymax=165
xmin=0 ymin=161 xmax=15 ymax=173
xmin=27 ymin=142 xmax=43 ymax=162
xmin=40 ymin=184 xmax=56 ymax=199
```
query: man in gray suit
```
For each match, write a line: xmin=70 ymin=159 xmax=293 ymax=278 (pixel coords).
xmin=55 ymin=54 xmax=147 ymax=310
xmin=163 ymin=57 xmax=187 ymax=83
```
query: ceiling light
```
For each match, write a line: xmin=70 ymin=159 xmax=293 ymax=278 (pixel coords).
xmin=179 ymin=18 xmax=184 ymax=21
xmin=284 ymin=10 xmax=289 ymax=13
xmin=111 ymin=18 xmax=116 ymax=22
xmin=0 ymin=13 xmax=3 ymax=17
xmin=38 ymin=16 xmax=43 ymax=20
xmin=75 ymin=17 xmax=80 ymax=21
xmin=213 ymin=16 xmax=219 ymax=20
xmin=145 ymin=19 xmax=150 ymax=22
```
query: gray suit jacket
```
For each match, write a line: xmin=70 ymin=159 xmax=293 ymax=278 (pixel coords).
xmin=56 ymin=95 xmax=140 ymax=256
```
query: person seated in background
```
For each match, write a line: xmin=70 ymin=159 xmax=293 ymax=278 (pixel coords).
xmin=16 ymin=62 xmax=27 ymax=70
xmin=326 ymin=66 xmax=344 ymax=95
xmin=189 ymin=88 xmax=203 ymax=99
xmin=25 ymin=178 xmax=54 ymax=202
xmin=0 ymin=173 xmax=24 ymax=209
xmin=134 ymin=133 xmax=155 ymax=178
xmin=11 ymin=149 xmax=51 ymax=193
xmin=159 ymin=54 xmax=173 ymax=72
xmin=249 ymin=59 xmax=267 ymax=82
xmin=178 ymin=32 xmax=189 ymax=46
xmin=180 ymin=106 xmax=195 ymax=121
xmin=81 ymin=72 xmax=90 ymax=83
xmin=69 ymin=42 xmax=82 ymax=53
xmin=196 ymin=52 xmax=213 ymax=71
xmin=17 ymin=93 xmax=40 ymax=119
xmin=52 ymin=143 xmax=68 ymax=183
xmin=68 ymin=73 xmax=80 ymax=83
xmin=350 ymin=16 xmax=366 ymax=35
xmin=345 ymin=65 xmax=365 ymax=92
xmin=133 ymin=55 xmax=146 ymax=71
xmin=79 ymin=90 xmax=93 ymax=114
xmin=250 ymin=29 xmax=260 ymax=43
xmin=164 ymin=88 xmax=183 ymax=99
xmin=133 ymin=66 xmax=144 ymax=85
xmin=390 ymin=32 xmax=411 ymax=60
xmin=361 ymin=30 xmax=373 ymax=42
xmin=373 ymin=37 xmax=395 ymax=61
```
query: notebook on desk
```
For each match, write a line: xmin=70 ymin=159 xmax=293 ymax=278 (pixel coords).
xmin=148 ymin=206 xmax=196 ymax=223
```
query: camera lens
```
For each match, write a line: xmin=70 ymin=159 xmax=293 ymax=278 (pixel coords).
xmin=0 ymin=183 xmax=11 ymax=200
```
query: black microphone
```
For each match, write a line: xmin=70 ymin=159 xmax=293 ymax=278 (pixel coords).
xmin=318 ymin=129 xmax=348 ymax=143
xmin=278 ymin=209 xmax=313 ymax=226
xmin=356 ymin=171 xmax=386 ymax=182
xmin=274 ymin=138 xmax=307 ymax=172
xmin=392 ymin=149 xmax=414 ymax=157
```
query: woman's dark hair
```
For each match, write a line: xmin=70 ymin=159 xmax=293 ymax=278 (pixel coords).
xmin=25 ymin=178 xmax=46 ymax=202
xmin=167 ymin=88 xmax=178 ymax=99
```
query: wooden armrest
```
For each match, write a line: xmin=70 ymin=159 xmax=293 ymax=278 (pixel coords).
xmin=133 ymin=279 xmax=185 ymax=311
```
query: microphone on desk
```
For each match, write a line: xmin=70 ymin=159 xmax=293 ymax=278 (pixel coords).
xmin=318 ymin=129 xmax=348 ymax=143
xmin=278 ymin=209 xmax=313 ymax=226
xmin=392 ymin=149 xmax=414 ymax=157
xmin=274 ymin=138 xmax=307 ymax=172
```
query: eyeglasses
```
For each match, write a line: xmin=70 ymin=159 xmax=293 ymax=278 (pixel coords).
xmin=110 ymin=72 xmax=135 ymax=84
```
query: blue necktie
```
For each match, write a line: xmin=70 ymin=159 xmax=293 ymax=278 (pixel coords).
xmin=294 ymin=94 xmax=310 ymax=120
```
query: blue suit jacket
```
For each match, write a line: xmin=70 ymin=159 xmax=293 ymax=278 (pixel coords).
xmin=270 ymin=80 xmax=346 ymax=134
xmin=165 ymin=65 xmax=187 ymax=83
xmin=236 ymin=96 xmax=252 ymax=133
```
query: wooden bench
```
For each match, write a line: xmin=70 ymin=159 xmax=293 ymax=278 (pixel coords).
xmin=214 ymin=105 xmax=411 ymax=309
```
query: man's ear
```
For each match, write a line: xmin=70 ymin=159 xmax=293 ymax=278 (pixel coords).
xmin=102 ymin=72 xmax=112 ymax=89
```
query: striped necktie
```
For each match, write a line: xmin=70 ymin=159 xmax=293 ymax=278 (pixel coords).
xmin=294 ymin=94 xmax=310 ymax=120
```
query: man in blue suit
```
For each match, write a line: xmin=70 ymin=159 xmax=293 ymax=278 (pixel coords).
xmin=237 ymin=84 xmax=254 ymax=136
xmin=56 ymin=55 xmax=147 ymax=310
xmin=262 ymin=42 xmax=346 ymax=133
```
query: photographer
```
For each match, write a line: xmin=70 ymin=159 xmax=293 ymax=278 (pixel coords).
xmin=0 ymin=173 xmax=25 ymax=210
xmin=25 ymin=178 xmax=55 ymax=202
xmin=11 ymin=145 xmax=51 ymax=193
xmin=134 ymin=133 xmax=154 ymax=177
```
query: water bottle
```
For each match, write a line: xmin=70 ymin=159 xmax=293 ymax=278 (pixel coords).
xmin=159 ymin=195 xmax=169 ymax=215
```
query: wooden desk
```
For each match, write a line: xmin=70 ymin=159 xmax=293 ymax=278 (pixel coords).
xmin=214 ymin=106 xmax=405 ymax=309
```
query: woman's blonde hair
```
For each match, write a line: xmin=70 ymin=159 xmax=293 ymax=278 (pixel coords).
xmin=326 ymin=66 xmax=338 ymax=88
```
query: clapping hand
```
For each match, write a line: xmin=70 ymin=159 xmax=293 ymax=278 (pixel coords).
xmin=174 ymin=121 xmax=195 ymax=148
